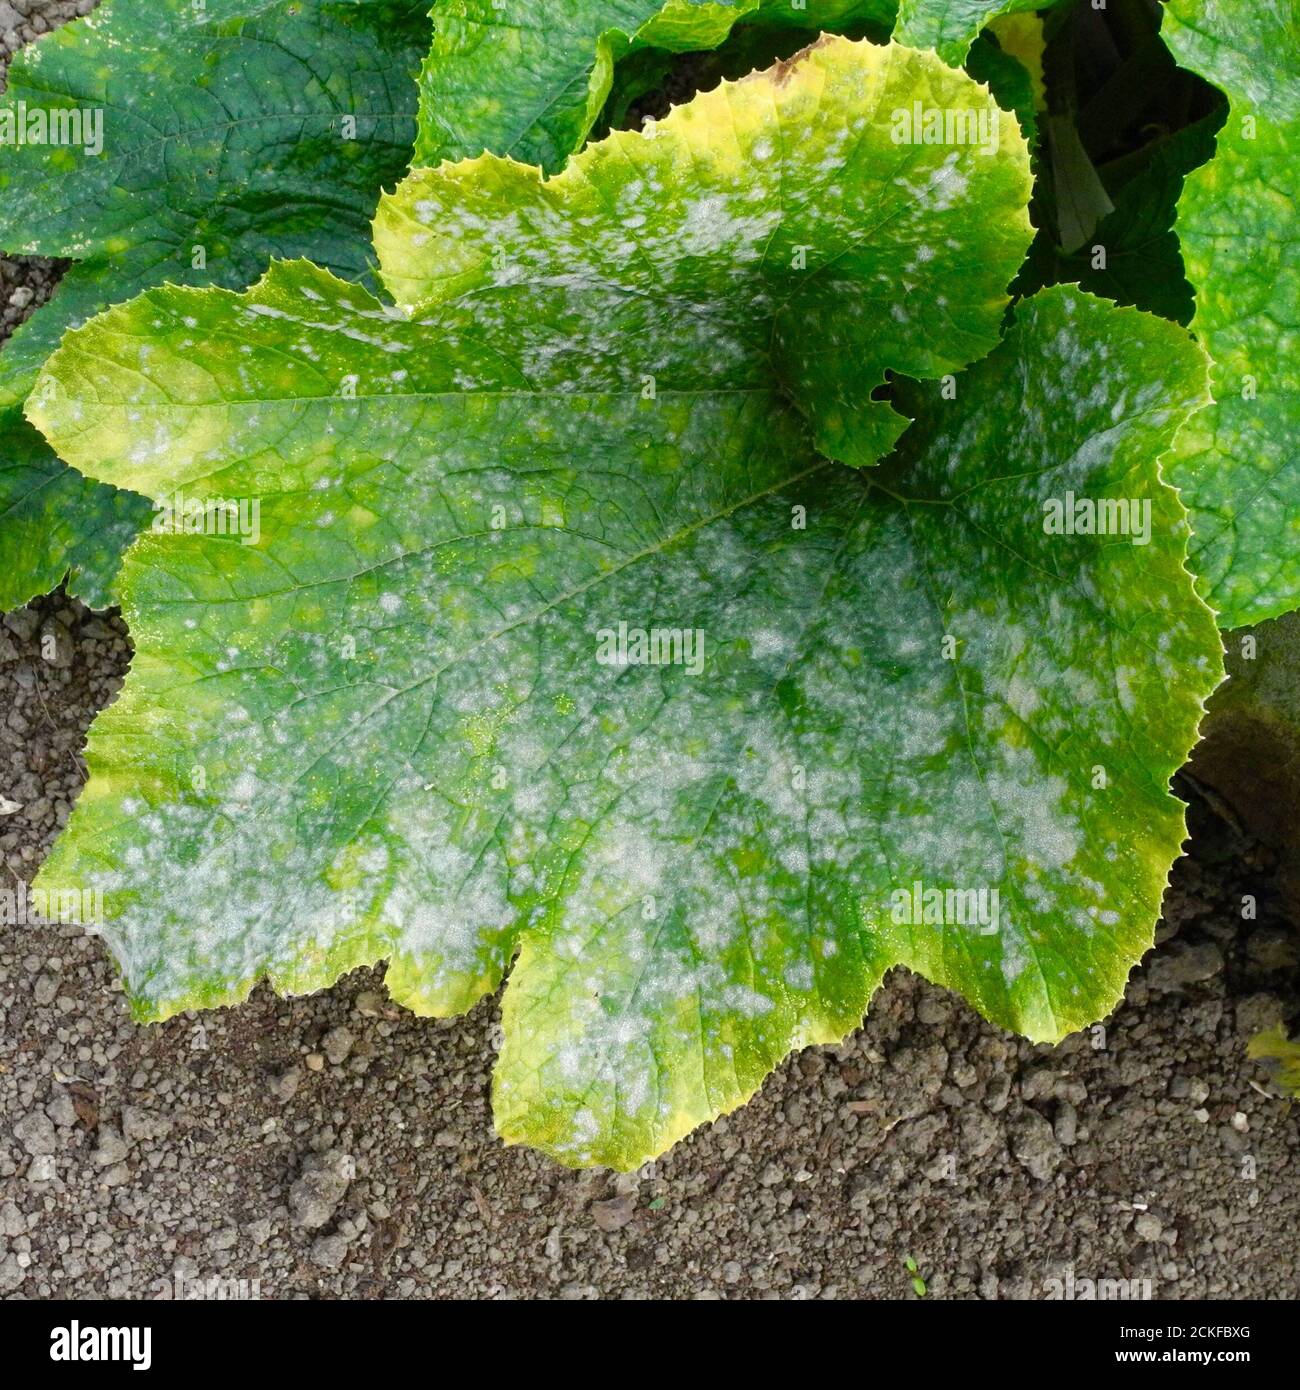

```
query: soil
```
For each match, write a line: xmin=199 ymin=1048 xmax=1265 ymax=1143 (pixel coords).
xmin=2 ymin=1 xmax=1299 ymax=1303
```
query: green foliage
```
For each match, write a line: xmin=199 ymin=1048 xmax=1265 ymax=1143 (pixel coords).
xmin=1161 ymin=0 xmax=1300 ymax=627
xmin=0 ymin=408 xmax=152 ymax=611
xmin=1016 ymin=113 xmax=1223 ymax=325
xmin=2 ymin=0 xmax=1295 ymax=1167
xmin=0 ymin=0 xmax=430 ymax=609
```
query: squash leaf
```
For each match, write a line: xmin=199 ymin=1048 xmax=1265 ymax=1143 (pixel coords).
xmin=0 ymin=0 xmax=430 ymax=610
xmin=1161 ymin=0 xmax=1300 ymax=627
xmin=27 ymin=41 xmax=1219 ymax=1169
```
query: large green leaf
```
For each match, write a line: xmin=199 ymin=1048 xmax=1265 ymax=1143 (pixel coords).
xmin=413 ymin=0 xmax=897 ymax=173
xmin=0 ymin=0 xmax=429 ymax=610
xmin=28 ymin=41 xmax=1218 ymax=1168
xmin=1161 ymin=0 xmax=1300 ymax=627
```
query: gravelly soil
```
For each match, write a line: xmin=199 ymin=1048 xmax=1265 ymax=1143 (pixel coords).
xmin=2 ymin=2 xmax=1299 ymax=1303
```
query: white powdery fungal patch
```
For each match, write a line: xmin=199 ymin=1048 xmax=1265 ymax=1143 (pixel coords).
xmin=677 ymin=194 xmax=782 ymax=260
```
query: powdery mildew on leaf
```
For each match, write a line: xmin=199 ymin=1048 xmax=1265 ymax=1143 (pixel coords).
xmin=1161 ymin=0 xmax=1300 ymax=628
xmin=27 ymin=41 xmax=1218 ymax=1169
xmin=387 ymin=38 xmax=1032 ymax=468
